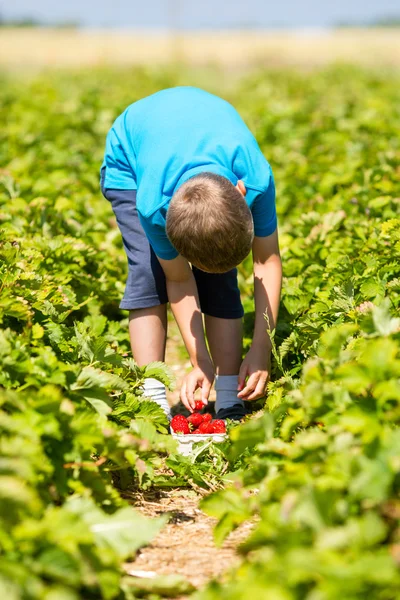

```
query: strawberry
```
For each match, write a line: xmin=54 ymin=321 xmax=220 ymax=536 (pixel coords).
xmin=211 ymin=419 xmax=226 ymax=434
xmin=170 ymin=415 xmax=190 ymax=435
xmin=197 ymin=421 xmax=214 ymax=434
xmin=187 ymin=413 xmax=204 ymax=428
xmin=202 ymin=413 xmax=212 ymax=423
xmin=194 ymin=400 xmax=205 ymax=412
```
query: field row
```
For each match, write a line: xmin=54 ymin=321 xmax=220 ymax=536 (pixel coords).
xmin=1 ymin=66 xmax=400 ymax=599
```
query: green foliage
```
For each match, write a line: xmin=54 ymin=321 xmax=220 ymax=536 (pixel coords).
xmin=1 ymin=65 xmax=400 ymax=599
xmin=0 ymin=68 xmax=193 ymax=599
xmin=200 ymin=306 xmax=400 ymax=598
xmin=199 ymin=67 xmax=400 ymax=599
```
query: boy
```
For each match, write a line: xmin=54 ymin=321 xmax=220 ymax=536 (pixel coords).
xmin=100 ymin=86 xmax=282 ymax=421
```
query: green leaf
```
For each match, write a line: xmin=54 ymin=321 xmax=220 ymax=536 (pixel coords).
xmin=360 ymin=279 xmax=385 ymax=299
xmin=36 ymin=548 xmax=81 ymax=586
xmin=318 ymin=323 xmax=358 ymax=360
xmin=143 ymin=361 xmax=176 ymax=391
xmin=334 ymin=363 xmax=371 ymax=394
xmin=371 ymin=300 xmax=400 ymax=336
xmin=229 ymin=412 xmax=275 ymax=460
xmin=0 ymin=576 xmax=20 ymax=600
xmin=71 ymin=366 xmax=129 ymax=393
xmin=349 ymin=457 xmax=393 ymax=503
xmin=66 ymin=497 xmax=167 ymax=560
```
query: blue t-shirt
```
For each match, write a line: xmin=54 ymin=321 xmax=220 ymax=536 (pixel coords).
xmin=101 ymin=86 xmax=277 ymax=260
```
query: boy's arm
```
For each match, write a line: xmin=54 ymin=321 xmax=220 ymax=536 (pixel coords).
xmin=237 ymin=229 xmax=282 ymax=400
xmin=158 ymin=255 xmax=214 ymax=411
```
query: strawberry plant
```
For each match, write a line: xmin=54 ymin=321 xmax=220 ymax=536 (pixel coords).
xmin=1 ymin=64 xmax=400 ymax=599
xmin=0 ymin=68 xmax=205 ymax=599
xmin=199 ymin=66 xmax=400 ymax=599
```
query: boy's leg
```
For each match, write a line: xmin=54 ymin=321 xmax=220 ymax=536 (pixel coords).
xmin=193 ymin=267 xmax=246 ymax=419
xmin=129 ymin=306 xmax=170 ymax=418
xmin=205 ymin=315 xmax=245 ymax=418
xmin=101 ymin=181 xmax=171 ymax=418
xmin=129 ymin=305 xmax=167 ymax=365
xmin=204 ymin=315 xmax=245 ymax=418
xmin=129 ymin=306 xmax=170 ymax=417
xmin=204 ymin=315 xmax=242 ymax=375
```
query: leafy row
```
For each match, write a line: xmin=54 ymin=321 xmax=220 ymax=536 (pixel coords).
xmin=200 ymin=67 xmax=400 ymax=599
xmin=1 ymin=64 xmax=400 ymax=599
xmin=0 ymin=68 xmax=213 ymax=599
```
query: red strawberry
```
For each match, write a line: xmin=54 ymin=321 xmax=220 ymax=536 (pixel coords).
xmin=171 ymin=415 xmax=190 ymax=435
xmin=202 ymin=413 xmax=212 ymax=423
xmin=211 ymin=419 xmax=226 ymax=434
xmin=187 ymin=413 xmax=204 ymax=428
xmin=194 ymin=400 xmax=205 ymax=412
xmin=197 ymin=421 xmax=214 ymax=434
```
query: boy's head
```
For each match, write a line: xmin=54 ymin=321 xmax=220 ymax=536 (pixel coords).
xmin=166 ymin=172 xmax=254 ymax=273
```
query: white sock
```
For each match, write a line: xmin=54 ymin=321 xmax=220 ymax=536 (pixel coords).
xmin=215 ymin=375 xmax=245 ymax=413
xmin=142 ymin=378 xmax=171 ymax=421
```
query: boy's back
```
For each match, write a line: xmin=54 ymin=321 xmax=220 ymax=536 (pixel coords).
xmin=102 ymin=86 xmax=276 ymax=259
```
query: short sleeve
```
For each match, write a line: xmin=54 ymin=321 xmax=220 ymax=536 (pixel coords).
xmin=251 ymin=170 xmax=277 ymax=237
xmin=103 ymin=128 xmax=137 ymax=190
xmin=138 ymin=214 xmax=179 ymax=260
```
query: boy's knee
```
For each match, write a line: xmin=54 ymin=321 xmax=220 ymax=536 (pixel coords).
xmin=128 ymin=304 xmax=167 ymax=319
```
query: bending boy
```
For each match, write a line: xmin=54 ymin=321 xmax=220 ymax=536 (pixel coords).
xmin=100 ymin=86 xmax=282 ymax=421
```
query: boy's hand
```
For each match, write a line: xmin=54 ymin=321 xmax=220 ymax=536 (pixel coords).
xmin=180 ymin=361 xmax=215 ymax=412
xmin=237 ymin=345 xmax=271 ymax=401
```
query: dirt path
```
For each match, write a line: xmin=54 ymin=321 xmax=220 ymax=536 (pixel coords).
xmin=125 ymin=488 xmax=253 ymax=598
xmin=124 ymin=320 xmax=248 ymax=598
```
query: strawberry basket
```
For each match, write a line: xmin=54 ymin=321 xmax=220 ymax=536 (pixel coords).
xmin=170 ymin=429 xmax=227 ymax=456
xmin=170 ymin=408 xmax=227 ymax=456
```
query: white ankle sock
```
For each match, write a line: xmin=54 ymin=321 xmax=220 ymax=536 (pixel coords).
xmin=215 ymin=375 xmax=245 ymax=413
xmin=142 ymin=378 xmax=171 ymax=421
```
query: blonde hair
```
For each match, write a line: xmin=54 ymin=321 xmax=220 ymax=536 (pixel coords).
xmin=166 ymin=173 xmax=254 ymax=272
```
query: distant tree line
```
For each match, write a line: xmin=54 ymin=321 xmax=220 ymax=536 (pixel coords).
xmin=336 ymin=15 xmax=400 ymax=28
xmin=0 ymin=14 xmax=79 ymax=28
xmin=0 ymin=12 xmax=399 ymax=29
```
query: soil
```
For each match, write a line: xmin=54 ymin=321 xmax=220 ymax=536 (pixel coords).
xmin=125 ymin=488 xmax=253 ymax=599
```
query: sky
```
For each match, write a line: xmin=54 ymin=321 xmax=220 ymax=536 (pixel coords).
xmin=1 ymin=0 xmax=399 ymax=29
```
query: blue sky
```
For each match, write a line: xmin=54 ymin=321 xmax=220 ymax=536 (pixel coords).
xmin=1 ymin=0 xmax=399 ymax=29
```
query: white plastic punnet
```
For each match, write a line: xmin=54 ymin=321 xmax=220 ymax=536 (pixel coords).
xmin=170 ymin=428 xmax=227 ymax=456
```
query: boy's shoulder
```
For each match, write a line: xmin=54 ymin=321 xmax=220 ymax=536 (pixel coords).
xmin=125 ymin=86 xmax=229 ymax=113
xmin=115 ymin=87 xmax=241 ymax=135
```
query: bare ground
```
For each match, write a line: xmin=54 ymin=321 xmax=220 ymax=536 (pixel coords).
xmin=125 ymin=488 xmax=253 ymax=599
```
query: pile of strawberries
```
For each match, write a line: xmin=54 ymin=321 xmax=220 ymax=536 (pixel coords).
xmin=170 ymin=401 xmax=226 ymax=435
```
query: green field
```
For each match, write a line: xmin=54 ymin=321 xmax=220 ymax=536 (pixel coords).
xmin=1 ymin=66 xmax=400 ymax=599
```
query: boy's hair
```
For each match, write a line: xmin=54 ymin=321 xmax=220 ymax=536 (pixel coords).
xmin=166 ymin=172 xmax=254 ymax=273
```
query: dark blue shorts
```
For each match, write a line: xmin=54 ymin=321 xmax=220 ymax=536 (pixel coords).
xmin=101 ymin=174 xmax=243 ymax=319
